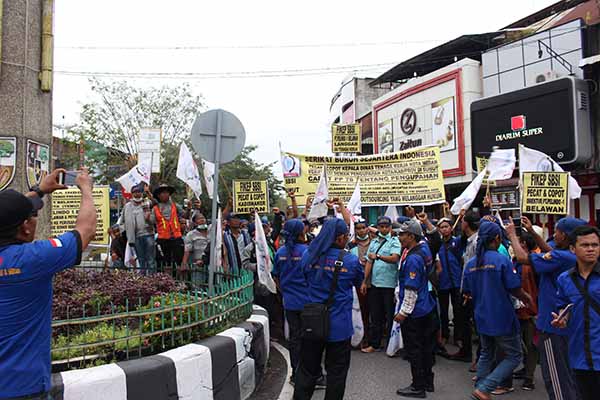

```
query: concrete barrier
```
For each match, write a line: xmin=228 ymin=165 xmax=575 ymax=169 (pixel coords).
xmin=49 ymin=305 xmax=269 ymax=400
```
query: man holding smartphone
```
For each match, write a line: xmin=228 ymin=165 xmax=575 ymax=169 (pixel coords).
xmin=553 ymin=225 xmax=600 ymax=400
xmin=0 ymin=168 xmax=97 ymax=399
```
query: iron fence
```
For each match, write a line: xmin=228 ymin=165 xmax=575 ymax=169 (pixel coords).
xmin=51 ymin=264 xmax=254 ymax=371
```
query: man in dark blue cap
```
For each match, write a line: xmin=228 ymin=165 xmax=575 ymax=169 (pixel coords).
xmin=508 ymin=216 xmax=587 ymax=400
xmin=0 ymin=168 xmax=97 ymax=399
xmin=122 ymin=183 xmax=156 ymax=273
xmin=294 ymin=219 xmax=363 ymax=400
xmin=394 ymin=219 xmax=437 ymax=398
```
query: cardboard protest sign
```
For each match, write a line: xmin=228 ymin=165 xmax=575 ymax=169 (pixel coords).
xmin=332 ymin=123 xmax=361 ymax=153
xmin=51 ymin=187 xmax=110 ymax=244
xmin=233 ymin=180 xmax=269 ymax=214
xmin=522 ymin=172 xmax=569 ymax=215
xmin=282 ymin=146 xmax=446 ymax=206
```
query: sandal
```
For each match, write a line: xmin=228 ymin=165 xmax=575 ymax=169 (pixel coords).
xmin=491 ymin=387 xmax=515 ymax=395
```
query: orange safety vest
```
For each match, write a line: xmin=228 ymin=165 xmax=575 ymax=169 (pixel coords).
xmin=153 ymin=202 xmax=182 ymax=239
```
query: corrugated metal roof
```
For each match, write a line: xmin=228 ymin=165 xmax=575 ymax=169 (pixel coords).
xmin=369 ymin=32 xmax=504 ymax=86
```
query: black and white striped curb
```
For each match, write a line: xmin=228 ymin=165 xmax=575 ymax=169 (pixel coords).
xmin=49 ymin=305 xmax=269 ymax=400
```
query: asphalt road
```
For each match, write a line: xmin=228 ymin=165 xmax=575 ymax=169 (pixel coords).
xmin=311 ymin=344 xmax=548 ymax=400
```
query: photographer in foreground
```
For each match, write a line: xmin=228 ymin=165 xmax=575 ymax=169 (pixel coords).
xmin=0 ymin=168 xmax=97 ymax=400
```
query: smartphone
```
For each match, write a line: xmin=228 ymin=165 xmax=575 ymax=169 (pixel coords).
xmin=513 ymin=216 xmax=522 ymax=236
xmin=58 ymin=171 xmax=78 ymax=186
xmin=556 ymin=303 xmax=574 ymax=322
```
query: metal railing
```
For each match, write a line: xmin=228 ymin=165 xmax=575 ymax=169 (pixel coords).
xmin=51 ymin=264 xmax=254 ymax=371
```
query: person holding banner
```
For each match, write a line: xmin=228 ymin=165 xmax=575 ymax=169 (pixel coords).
xmin=360 ymin=216 xmax=401 ymax=354
xmin=507 ymin=216 xmax=586 ymax=400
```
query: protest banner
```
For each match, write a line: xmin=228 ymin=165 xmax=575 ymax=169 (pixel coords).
xmin=281 ymin=146 xmax=446 ymax=206
xmin=51 ymin=187 xmax=110 ymax=244
xmin=233 ymin=180 xmax=269 ymax=214
xmin=138 ymin=127 xmax=162 ymax=173
xmin=332 ymin=123 xmax=361 ymax=153
xmin=521 ymin=171 xmax=569 ymax=215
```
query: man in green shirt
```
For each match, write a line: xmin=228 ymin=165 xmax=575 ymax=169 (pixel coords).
xmin=361 ymin=216 xmax=401 ymax=353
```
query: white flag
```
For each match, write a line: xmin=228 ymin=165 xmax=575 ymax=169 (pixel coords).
xmin=486 ymin=148 xmax=516 ymax=180
xmin=116 ymin=163 xmax=151 ymax=192
xmin=254 ymin=211 xmax=277 ymax=294
xmin=519 ymin=144 xmax=581 ymax=199
xmin=215 ymin=208 xmax=223 ymax=270
xmin=176 ymin=143 xmax=202 ymax=198
xmin=202 ymin=160 xmax=220 ymax=201
xmin=347 ymin=180 xmax=362 ymax=218
xmin=307 ymin=166 xmax=329 ymax=220
xmin=385 ymin=205 xmax=399 ymax=221
xmin=451 ymin=170 xmax=486 ymax=215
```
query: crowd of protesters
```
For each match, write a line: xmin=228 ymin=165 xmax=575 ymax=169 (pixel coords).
xmin=1 ymin=170 xmax=599 ymax=400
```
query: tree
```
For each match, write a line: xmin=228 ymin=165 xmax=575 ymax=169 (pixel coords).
xmin=69 ymin=79 xmax=205 ymax=185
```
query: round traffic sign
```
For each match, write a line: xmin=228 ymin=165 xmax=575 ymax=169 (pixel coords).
xmin=191 ymin=109 xmax=246 ymax=164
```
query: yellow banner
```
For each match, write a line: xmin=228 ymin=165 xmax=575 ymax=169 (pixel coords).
xmin=282 ymin=146 xmax=446 ymax=206
xmin=522 ymin=172 xmax=569 ymax=215
xmin=51 ymin=187 xmax=110 ymax=244
xmin=233 ymin=180 xmax=269 ymax=214
xmin=331 ymin=123 xmax=361 ymax=153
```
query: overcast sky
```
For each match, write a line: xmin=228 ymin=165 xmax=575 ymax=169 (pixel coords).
xmin=53 ymin=0 xmax=556 ymax=174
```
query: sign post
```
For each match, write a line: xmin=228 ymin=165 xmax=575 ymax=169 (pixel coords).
xmin=191 ymin=109 xmax=245 ymax=295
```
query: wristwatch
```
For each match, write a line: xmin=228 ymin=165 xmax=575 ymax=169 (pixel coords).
xmin=376 ymin=254 xmax=381 ymax=260
xmin=30 ymin=184 xmax=45 ymax=199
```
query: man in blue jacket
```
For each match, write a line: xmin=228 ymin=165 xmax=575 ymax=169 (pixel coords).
xmin=294 ymin=219 xmax=364 ymax=400
xmin=465 ymin=221 xmax=532 ymax=400
xmin=0 ymin=168 xmax=97 ymax=399
xmin=395 ymin=219 xmax=437 ymax=398
xmin=508 ymin=216 xmax=586 ymax=400
xmin=553 ymin=225 xmax=600 ymax=400
xmin=273 ymin=219 xmax=310 ymax=385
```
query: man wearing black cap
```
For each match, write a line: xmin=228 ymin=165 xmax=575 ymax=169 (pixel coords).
xmin=150 ymin=184 xmax=186 ymax=268
xmin=122 ymin=183 xmax=156 ymax=273
xmin=0 ymin=168 xmax=97 ymax=399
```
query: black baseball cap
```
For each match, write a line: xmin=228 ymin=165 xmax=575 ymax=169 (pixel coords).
xmin=0 ymin=190 xmax=44 ymax=232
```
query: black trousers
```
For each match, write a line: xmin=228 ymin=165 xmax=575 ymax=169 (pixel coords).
xmin=575 ymin=369 xmax=600 ymax=400
xmin=367 ymin=286 xmax=395 ymax=348
xmin=294 ymin=339 xmax=351 ymax=400
xmin=157 ymin=238 xmax=184 ymax=268
xmin=286 ymin=310 xmax=303 ymax=377
xmin=456 ymin=298 xmax=473 ymax=358
xmin=438 ymin=287 xmax=463 ymax=341
xmin=401 ymin=311 xmax=437 ymax=390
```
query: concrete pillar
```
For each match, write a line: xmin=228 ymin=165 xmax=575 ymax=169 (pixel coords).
xmin=0 ymin=0 xmax=53 ymax=237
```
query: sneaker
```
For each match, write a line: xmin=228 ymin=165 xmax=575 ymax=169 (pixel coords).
xmin=315 ymin=375 xmax=327 ymax=390
xmin=490 ymin=387 xmax=514 ymax=395
xmin=522 ymin=380 xmax=535 ymax=391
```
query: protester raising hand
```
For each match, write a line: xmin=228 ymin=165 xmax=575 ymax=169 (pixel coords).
xmin=39 ymin=168 xmax=68 ymax=194
xmin=405 ymin=205 xmax=416 ymax=218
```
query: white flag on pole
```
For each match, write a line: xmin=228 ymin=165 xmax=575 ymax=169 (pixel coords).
xmin=202 ymin=160 xmax=220 ymax=201
xmin=215 ymin=208 xmax=223 ymax=270
xmin=486 ymin=148 xmax=516 ymax=180
xmin=254 ymin=211 xmax=277 ymax=294
xmin=385 ymin=205 xmax=400 ymax=221
xmin=176 ymin=143 xmax=203 ymax=198
xmin=308 ymin=165 xmax=329 ymax=220
xmin=347 ymin=180 xmax=362 ymax=218
xmin=519 ymin=144 xmax=581 ymax=199
xmin=450 ymin=170 xmax=486 ymax=215
xmin=116 ymin=163 xmax=151 ymax=192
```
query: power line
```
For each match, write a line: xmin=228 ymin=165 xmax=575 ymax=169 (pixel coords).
xmin=55 ymin=40 xmax=443 ymax=51
xmin=54 ymin=62 xmax=397 ymax=79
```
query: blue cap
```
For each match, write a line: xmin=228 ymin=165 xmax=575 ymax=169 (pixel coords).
xmin=397 ymin=216 xmax=411 ymax=224
xmin=260 ymin=216 xmax=269 ymax=225
xmin=556 ymin=217 xmax=587 ymax=236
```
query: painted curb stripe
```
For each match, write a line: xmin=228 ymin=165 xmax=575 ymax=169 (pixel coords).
xmin=118 ymin=355 xmax=178 ymax=400
xmin=49 ymin=372 xmax=64 ymax=400
xmin=160 ymin=343 xmax=213 ymax=400
xmin=61 ymin=363 xmax=127 ymax=400
xmin=237 ymin=321 xmax=267 ymax=383
xmin=200 ymin=335 xmax=241 ymax=400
